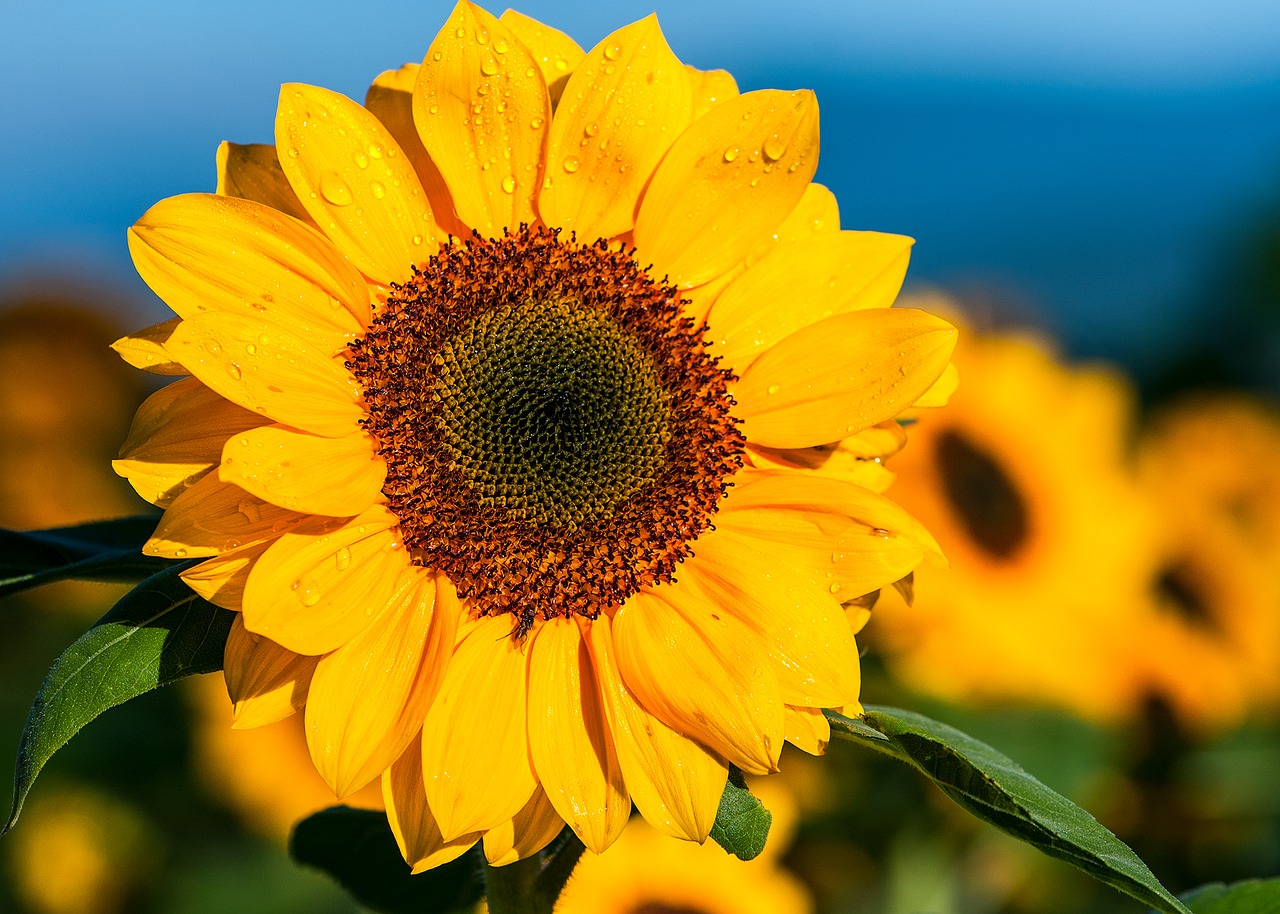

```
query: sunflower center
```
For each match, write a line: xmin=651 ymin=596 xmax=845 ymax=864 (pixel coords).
xmin=935 ymin=429 xmax=1030 ymax=560
xmin=347 ymin=227 xmax=743 ymax=634
xmin=1154 ymin=561 xmax=1223 ymax=635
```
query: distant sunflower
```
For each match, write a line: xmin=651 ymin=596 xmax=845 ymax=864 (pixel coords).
xmin=1133 ymin=394 xmax=1280 ymax=728
xmin=872 ymin=309 xmax=1152 ymax=722
xmin=113 ymin=3 xmax=954 ymax=869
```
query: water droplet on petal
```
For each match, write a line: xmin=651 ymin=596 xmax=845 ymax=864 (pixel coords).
xmin=320 ymin=172 xmax=353 ymax=206
xmin=562 ymin=156 xmax=580 ymax=173
xmin=433 ymin=51 xmax=443 ymax=61
xmin=501 ymin=175 xmax=516 ymax=193
xmin=369 ymin=143 xmax=384 ymax=159
xmin=454 ymin=26 xmax=465 ymax=38
xmin=584 ymin=123 xmax=599 ymax=138
xmin=481 ymin=57 xmax=499 ymax=76
xmin=335 ymin=547 xmax=352 ymax=570
xmin=530 ymin=116 xmax=544 ymax=129
xmin=722 ymin=146 xmax=740 ymax=163
xmin=354 ymin=152 xmax=368 ymax=169
xmin=829 ymin=582 xmax=841 ymax=594
xmin=174 ymin=548 xmax=188 ymax=558
xmin=767 ymin=384 xmax=780 ymax=394
xmin=370 ymin=180 xmax=385 ymax=199
xmin=494 ymin=38 xmax=509 ymax=53
xmin=603 ymin=42 xmax=622 ymax=60
xmin=245 ymin=343 xmax=257 ymax=355
xmin=227 ymin=364 xmax=242 ymax=381
xmin=762 ymin=133 xmax=787 ymax=162
xmin=412 ymin=234 xmax=424 ymax=245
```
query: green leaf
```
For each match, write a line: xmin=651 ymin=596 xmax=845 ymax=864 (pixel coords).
xmin=1172 ymin=879 xmax=1280 ymax=914
xmin=0 ymin=517 xmax=168 ymax=599
xmin=289 ymin=806 xmax=484 ymax=914
xmin=3 ymin=563 xmax=233 ymax=833
xmin=828 ymin=706 xmax=1191 ymax=914
xmin=709 ymin=765 xmax=772 ymax=861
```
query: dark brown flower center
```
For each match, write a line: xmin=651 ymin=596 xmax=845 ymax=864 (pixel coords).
xmin=935 ymin=429 xmax=1030 ymax=560
xmin=347 ymin=226 xmax=743 ymax=635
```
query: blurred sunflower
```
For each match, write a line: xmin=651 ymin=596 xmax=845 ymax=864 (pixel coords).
xmin=113 ymin=2 xmax=955 ymax=869
xmin=1132 ymin=394 xmax=1280 ymax=729
xmin=871 ymin=305 xmax=1153 ymax=722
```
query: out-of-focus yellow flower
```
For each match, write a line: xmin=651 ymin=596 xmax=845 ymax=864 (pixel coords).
xmin=873 ymin=305 xmax=1154 ymax=722
xmin=113 ymin=2 xmax=956 ymax=870
xmin=187 ymin=674 xmax=381 ymax=843
xmin=6 ymin=785 xmax=154 ymax=914
xmin=1132 ymin=394 xmax=1280 ymax=729
xmin=552 ymin=778 xmax=811 ymax=914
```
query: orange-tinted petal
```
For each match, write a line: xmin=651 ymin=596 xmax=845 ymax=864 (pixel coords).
xmin=145 ymin=472 xmax=306 ymax=558
xmin=275 ymin=84 xmax=439 ymax=284
xmin=686 ymin=65 xmax=739 ymax=119
xmin=181 ymin=539 xmax=275 ymax=611
xmin=783 ymin=706 xmax=830 ymax=755
xmin=613 ymin=590 xmax=783 ymax=775
xmin=129 ymin=193 xmax=369 ymax=346
xmin=421 ymin=614 xmax=537 ymax=839
xmin=215 ymin=141 xmax=313 ymax=223
xmin=709 ymin=231 xmax=914 ymax=374
xmin=222 ymin=614 xmax=317 ymax=728
xmin=415 ymin=2 xmax=550 ymax=237
xmin=114 ymin=378 xmax=264 ymax=507
xmin=111 ymin=317 xmax=185 ymax=376
xmin=527 ymin=618 xmax=629 ymax=853
xmin=540 ymin=16 xmax=693 ymax=242
xmin=586 ymin=613 xmax=726 ymax=842
xmin=499 ymin=9 xmax=584 ymax=106
xmin=219 ymin=424 xmax=385 ymax=517
xmin=482 ymin=786 xmax=566 ymax=866
xmin=165 ymin=312 xmax=365 ymax=438
xmin=734 ymin=309 xmax=957 ymax=449
xmin=913 ymin=361 xmax=960 ymax=408
xmin=241 ymin=508 xmax=408 ymax=655
xmin=634 ymin=89 xmax=819 ymax=288
xmin=383 ymin=734 xmax=479 ymax=874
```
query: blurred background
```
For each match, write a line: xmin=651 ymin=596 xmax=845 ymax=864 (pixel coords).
xmin=2 ymin=1 xmax=1279 ymax=912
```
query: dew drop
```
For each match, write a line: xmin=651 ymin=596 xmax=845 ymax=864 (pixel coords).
xmin=767 ymin=384 xmax=780 ymax=394
xmin=334 ymin=547 xmax=352 ymax=570
xmin=480 ymin=57 xmax=499 ymax=76
xmin=762 ymin=133 xmax=787 ymax=162
xmin=245 ymin=343 xmax=257 ymax=355
xmin=412 ymin=234 xmax=424 ymax=245
xmin=501 ymin=175 xmax=517 ymax=193
xmin=454 ymin=26 xmax=465 ymax=38
xmin=494 ymin=37 xmax=509 ymax=53
xmin=175 ymin=548 xmax=188 ymax=558
xmin=227 ymin=364 xmax=242 ymax=381
xmin=603 ymin=42 xmax=622 ymax=60
xmin=562 ymin=156 xmax=580 ymax=173
xmin=829 ymin=582 xmax=842 ymax=594
xmin=433 ymin=51 xmax=443 ymax=61
xmin=354 ymin=152 xmax=369 ymax=169
xmin=237 ymin=501 xmax=262 ymax=523
xmin=584 ymin=122 xmax=599 ymax=138
xmin=429 ymin=104 xmax=439 ymax=115
xmin=286 ymin=147 xmax=300 ymax=158
xmin=320 ymin=172 xmax=353 ymax=206
xmin=369 ymin=143 xmax=384 ymax=159
xmin=204 ymin=339 xmax=221 ymax=354
xmin=722 ymin=146 xmax=740 ymax=163
xmin=554 ymin=57 xmax=569 ymax=72
xmin=367 ymin=180 xmax=384 ymax=199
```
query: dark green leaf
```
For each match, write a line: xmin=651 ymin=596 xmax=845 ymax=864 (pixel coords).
xmin=828 ymin=706 xmax=1190 ymax=914
xmin=290 ymin=806 xmax=484 ymax=914
xmin=4 ymin=563 xmax=233 ymax=833
xmin=709 ymin=766 xmax=772 ymax=861
xmin=1172 ymin=880 xmax=1280 ymax=914
xmin=0 ymin=517 xmax=167 ymax=599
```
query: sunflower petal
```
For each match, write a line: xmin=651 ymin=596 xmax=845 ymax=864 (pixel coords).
xmin=181 ymin=539 xmax=274 ymax=610
xmin=585 ymin=613 xmax=726 ymax=842
xmin=421 ymin=614 xmax=537 ymax=839
xmin=275 ymin=83 xmax=439 ymax=284
xmin=539 ymin=16 xmax=693 ymax=242
xmin=219 ymin=424 xmax=385 ymax=518
xmin=913 ymin=361 xmax=960 ymax=408
xmin=215 ymin=141 xmax=313 ymax=223
xmin=482 ymin=786 xmax=566 ymax=866
xmin=734 ymin=308 xmax=957 ymax=449
xmin=686 ymin=65 xmax=739 ymax=119
xmin=165 ymin=311 xmax=365 ymax=438
xmin=613 ymin=590 xmax=783 ymax=775
xmin=634 ymin=89 xmax=819 ymax=288
xmin=145 ymin=471 xmax=306 ymax=558
xmin=498 ymin=10 xmax=584 ymax=106
xmin=129 ymin=193 xmax=369 ymax=344
xmin=783 ymin=705 xmax=830 ymax=755
xmin=111 ymin=317 xmax=185 ymax=376
xmin=527 ymin=618 xmax=629 ymax=853
xmin=241 ymin=508 xmax=409 ymax=655
xmin=415 ymin=2 xmax=549 ymax=237
xmin=223 ymin=614 xmax=317 ymax=728
xmin=383 ymin=735 xmax=480 ymax=874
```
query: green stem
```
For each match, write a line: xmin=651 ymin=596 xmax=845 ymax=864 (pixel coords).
xmin=483 ymin=828 xmax=585 ymax=914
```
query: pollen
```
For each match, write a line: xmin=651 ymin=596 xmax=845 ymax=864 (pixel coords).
xmin=347 ymin=226 xmax=744 ymax=634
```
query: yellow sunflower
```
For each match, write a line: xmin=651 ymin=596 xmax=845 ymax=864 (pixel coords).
xmin=871 ymin=303 xmax=1153 ymax=723
xmin=113 ymin=2 xmax=955 ymax=870
xmin=1131 ymin=394 xmax=1280 ymax=729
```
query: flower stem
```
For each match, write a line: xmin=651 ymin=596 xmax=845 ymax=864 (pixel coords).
xmin=484 ymin=828 xmax=585 ymax=914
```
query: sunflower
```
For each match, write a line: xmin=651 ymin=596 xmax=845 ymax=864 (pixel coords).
xmin=113 ymin=2 xmax=954 ymax=870
xmin=1131 ymin=394 xmax=1280 ymax=729
xmin=869 ymin=303 xmax=1153 ymax=723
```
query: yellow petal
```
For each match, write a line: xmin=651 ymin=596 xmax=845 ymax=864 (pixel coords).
xmin=275 ymin=83 xmax=439 ymax=284
xmin=383 ymin=734 xmax=479 ymax=873
xmin=783 ymin=706 xmax=830 ymax=755
xmin=145 ymin=471 xmax=306 ymax=558
xmin=585 ymin=613 xmax=726 ymax=842
xmin=421 ymin=614 xmax=537 ymax=839
xmin=306 ymin=569 xmax=449 ymax=797
xmin=708 ymin=231 xmax=914 ymax=374
xmin=539 ymin=16 xmax=693 ymax=241
xmin=482 ymin=786 xmax=565 ymax=866
xmin=365 ymin=64 xmax=467 ymax=238
xmin=686 ymin=65 xmax=739 ymax=119
xmin=499 ymin=9 xmax=584 ymax=106
xmin=241 ymin=508 xmax=409 ymax=655
xmin=219 ymin=424 xmax=385 ymax=518
xmin=634 ymin=89 xmax=819 ymax=288
xmin=181 ymin=539 xmax=274 ymax=610
xmin=114 ymin=378 xmax=264 ymax=507
xmin=415 ymin=2 xmax=550 ymax=237
xmin=111 ymin=317 xmax=185 ymax=376
xmin=215 ymin=141 xmax=313 ymax=223
xmin=165 ymin=311 xmax=365 ymax=438
xmin=734 ymin=308 xmax=957 ymax=449
xmin=129 ymin=193 xmax=370 ymax=346
xmin=912 ymin=361 xmax=960 ymax=408
xmin=527 ymin=618 xmax=629 ymax=853
xmin=613 ymin=590 xmax=783 ymax=775
xmin=682 ymin=537 xmax=861 ymax=708
xmin=222 ymin=614 xmax=317 ymax=728
xmin=747 ymin=182 xmax=841 ymax=264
